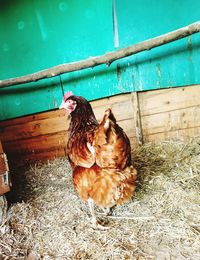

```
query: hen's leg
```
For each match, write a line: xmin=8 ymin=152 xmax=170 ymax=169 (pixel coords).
xmin=87 ymin=198 xmax=97 ymax=226
xmin=87 ymin=198 xmax=109 ymax=230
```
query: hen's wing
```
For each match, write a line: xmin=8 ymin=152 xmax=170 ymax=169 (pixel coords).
xmin=67 ymin=127 xmax=96 ymax=168
xmin=93 ymin=108 xmax=131 ymax=170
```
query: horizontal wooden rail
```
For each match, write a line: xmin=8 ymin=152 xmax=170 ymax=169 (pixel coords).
xmin=0 ymin=21 xmax=200 ymax=89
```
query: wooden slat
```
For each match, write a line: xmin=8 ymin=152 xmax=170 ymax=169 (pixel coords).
xmin=3 ymin=132 xmax=68 ymax=155
xmin=0 ymin=109 xmax=68 ymax=128
xmin=8 ymin=149 xmax=66 ymax=167
xmin=0 ymin=116 xmax=69 ymax=142
xmin=92 ymin=93 xmax=130 ymax=108
xmin=141 ymin=106 xmax=200 ymax=136
xmin=92 ymin=95 xmax=134 ymax=122
xmin=139 ymin=85 xmax=200 ymax=116
xmin=144 ymin=126 xmax=200 ymax=143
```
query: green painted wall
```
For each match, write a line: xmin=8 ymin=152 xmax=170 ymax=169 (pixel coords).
xmin=0 ymin=0 xmax=200 ymax=120
xmin=116 ymin=0 xmax=200 ymax=91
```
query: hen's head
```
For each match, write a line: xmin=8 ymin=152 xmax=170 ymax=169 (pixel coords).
xmin=59 ymin=91 xmax=76 ymax=113
xmin=60 ymin=91 xmax=91 ymax=114
xmin=60 ymin=92 xmax=98 ymax=131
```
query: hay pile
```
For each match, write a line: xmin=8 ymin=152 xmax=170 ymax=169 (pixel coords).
xmin=0 ymin=138 xmax=200 ymax=259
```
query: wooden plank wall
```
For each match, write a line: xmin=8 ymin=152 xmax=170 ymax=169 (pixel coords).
xmin=139 ymin=85 xmax=200 ymax=142
xmin=0 ymin=94 xmax=136 ymax=166
xmin=0 ymin=85 xmax=200 ymax=166
xmin=0 ymin=110 xmax=70 ymax=165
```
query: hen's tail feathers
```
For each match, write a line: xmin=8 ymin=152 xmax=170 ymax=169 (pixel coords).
xmin=105 ymin=108 xmax=117 ymax=124
xmin=100 ymin=108 xmax=117 ymax=125
xmin=99 ymin=108 xmax=117 ymax=132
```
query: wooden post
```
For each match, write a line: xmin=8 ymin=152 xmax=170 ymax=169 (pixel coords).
xmin=132 ymin=92 xmax=143 ymax=146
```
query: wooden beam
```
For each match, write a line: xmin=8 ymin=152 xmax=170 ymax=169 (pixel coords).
xmin=132 ymin=92 xmax=143 ymax=145
xmin=0 ymin=22 xmax=200 ymax=88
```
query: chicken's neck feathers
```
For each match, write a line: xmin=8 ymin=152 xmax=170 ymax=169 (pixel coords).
xmin=69 ymin=114 xmax=98 ymax=138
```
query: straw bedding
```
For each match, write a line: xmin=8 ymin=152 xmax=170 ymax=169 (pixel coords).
xmin=0 ymin=138 xmax=200 ymax=259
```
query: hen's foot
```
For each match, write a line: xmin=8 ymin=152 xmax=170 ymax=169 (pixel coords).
xmin=90 ymin=217 xmax=110 ymax=230
xmin=98 ymin=206 xmax=115 ymax=216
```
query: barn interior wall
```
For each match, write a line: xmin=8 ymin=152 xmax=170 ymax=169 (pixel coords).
xmin=0 ymin=0 xmax=200 ymax=121
xmin=0 ymin=85 xmax=200 ymax=167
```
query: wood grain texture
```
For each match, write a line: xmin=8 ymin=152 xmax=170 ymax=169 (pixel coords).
xmin=8 ymin=149 xmax=66 ymax=167
xmin=0 ymin=116 xmax=69 ymax=142
xmin=139 ymin=85 xmax=200 ymax=116
xmin=0 ymin=109 xmax=68 ymax=128
xmin=140 ymin=85 xmax=200 ymax=142
xmin=3 ymin=132 xmax=68 ymax=155
xmin=144 ymin=127 xmax=200 ymax=143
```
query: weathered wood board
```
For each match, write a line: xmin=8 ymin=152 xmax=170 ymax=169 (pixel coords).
xmin=139 ymin=85 xmax=200 ymax=142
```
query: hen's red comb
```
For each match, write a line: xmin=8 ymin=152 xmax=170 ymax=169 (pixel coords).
xmin=64 ymin=91 xmax=73 ymax=101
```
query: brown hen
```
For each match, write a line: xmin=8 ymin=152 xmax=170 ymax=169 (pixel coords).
xmin=60 ymin=92 xmax=137 ymax=228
